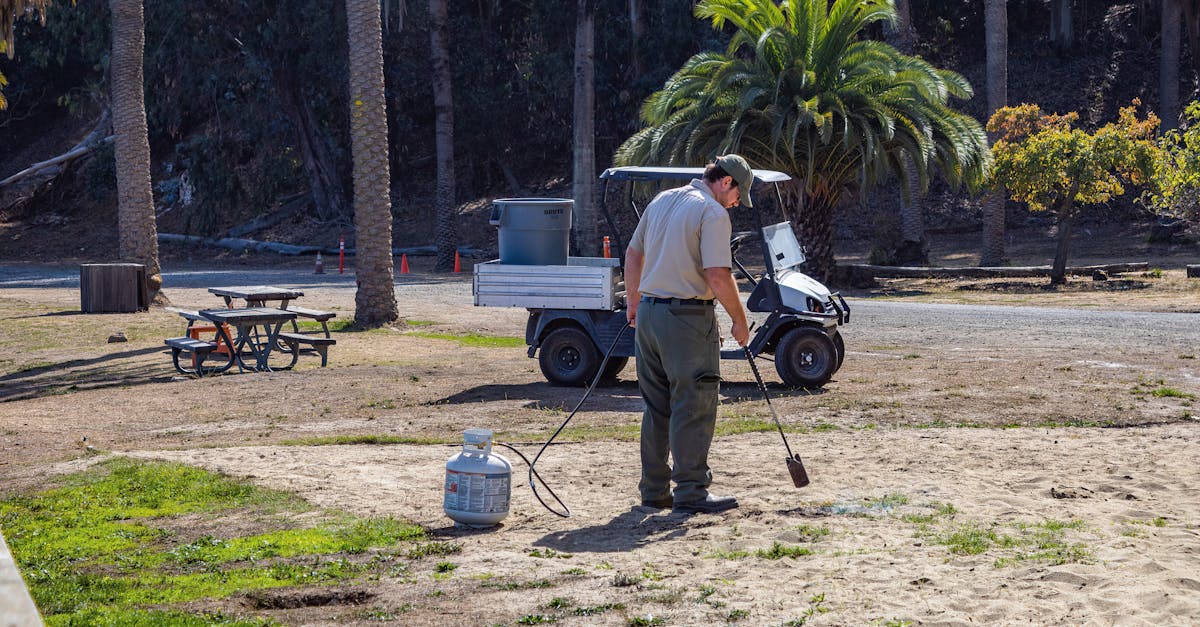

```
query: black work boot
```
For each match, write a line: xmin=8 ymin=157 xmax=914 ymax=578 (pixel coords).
xmin=673 ymin=495 xmax=738 ymax=514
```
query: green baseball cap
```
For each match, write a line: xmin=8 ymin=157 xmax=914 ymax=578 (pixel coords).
xmin=716 ymin=154 xmax=754 ymax=208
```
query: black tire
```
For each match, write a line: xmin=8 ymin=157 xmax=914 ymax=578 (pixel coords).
xmin=538 ymin=327 xmax=601 ymax=386
xmin=774 ymin=326 xmax=837 ymax=388
xmin=600 ymin=356 xmax=629 ymax=381
xmin=832 ymin=329 xmax=845 ymax=372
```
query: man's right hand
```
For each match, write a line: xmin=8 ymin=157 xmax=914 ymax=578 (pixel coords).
xmin=626 ymin=301 xmax=638 ymax=327
xmin=730 ymin=319 xmax=749 ymax=347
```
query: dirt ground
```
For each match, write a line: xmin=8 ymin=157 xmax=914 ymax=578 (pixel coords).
xmin=1 ymin=230 xmax=1199 ymax=624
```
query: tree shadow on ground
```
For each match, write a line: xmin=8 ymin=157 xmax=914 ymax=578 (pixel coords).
xmin=0 ymin=346 xmax=174 ymax=402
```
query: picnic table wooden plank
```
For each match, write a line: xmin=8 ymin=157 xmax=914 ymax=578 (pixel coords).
xmin=208 ymin=285 xmax=304 ymax=302
xmin=199 ymin=307 xmax=298 ymax=325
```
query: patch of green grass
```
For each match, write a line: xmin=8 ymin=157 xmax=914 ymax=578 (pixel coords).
xmin=573 ymin=603 xmax=624 ymax=616
xmin=727 ymin=608 xmax=750 ymax=621
xmin=781 ymin=592 xmax=829 ymax=625
xmin=279 ymin=434 xmax=451 ymax=446
xmin=0 ymin=458 xmax=426 ymax=622
xmin=516 ymin=614 xmax=556 ymax=625
xmin=626 ymin=616 xmax=665 ymax=627
xmin=756 ymin=542 xmax=814 ymax=560
xmin=40 ymin=608 xmax=275 ymax=627
xmin=923 ymin=517 xmax=1093 ymax=567
xmin=866 ymin=493 xmax=910 ymax=509
xmin=405 ymin=319 xmax=437 ymax=326
xmin=611 ymin=572 xmax=642 ymax=587
xmin=404 ymin=541 xmax=462 ymax=559
xmin=406 ymin=331 xmax=524 ymax=348
xmin=793 ymin=524 xmax=831 ymax=542
xmin=296 ymin=319 xmax=354 ymax=333
xmin=543 ymin=597 xmax=572 ymax=610
xmin=528 ymin=548 xmax=573 ymax=559
xmin=561 ymin=567 xmax=587 ymax=576
xmin=1150 ymin=387 xmax=1196 ymax=400
xmin=434 ymin=561 xmax=457 ymax=573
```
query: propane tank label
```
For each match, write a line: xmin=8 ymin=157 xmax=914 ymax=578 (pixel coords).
xmin=444 ymin=470 xmax=510 ymax=513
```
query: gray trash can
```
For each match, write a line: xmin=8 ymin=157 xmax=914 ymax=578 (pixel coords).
xmin=489 ymin=198 xmax=572 ymax=265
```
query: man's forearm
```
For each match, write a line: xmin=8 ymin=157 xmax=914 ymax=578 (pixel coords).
xmin=703 ymin=267 xmax=747 ymax=325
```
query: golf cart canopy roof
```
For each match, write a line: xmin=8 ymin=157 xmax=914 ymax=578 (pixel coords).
xmin=600 ymin=166 xmax=791 ymax=184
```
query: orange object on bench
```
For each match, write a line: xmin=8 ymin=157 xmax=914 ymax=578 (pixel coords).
xmin=188 ymin=324 xmax=233 ymax=355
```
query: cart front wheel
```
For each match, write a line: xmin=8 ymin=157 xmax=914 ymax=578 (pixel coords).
xmin=774 ymin=327 xmax=837 ymax=389
xmin=832 ymin=329 xmax=845 ymax=372
xmin=538 ymin=327 xmax=601 ymax=386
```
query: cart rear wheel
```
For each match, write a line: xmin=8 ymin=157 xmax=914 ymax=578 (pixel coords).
xmin=601 ymin=356 xmax=629 ymax=381
xmin=774 ymin=327 xmax=837 ymax=388
xmin=538 ymin=327 xmax=601 ymax=386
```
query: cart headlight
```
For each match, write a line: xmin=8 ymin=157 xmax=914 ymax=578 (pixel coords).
xmin=806 ymin=296 xmax=824 ymax=313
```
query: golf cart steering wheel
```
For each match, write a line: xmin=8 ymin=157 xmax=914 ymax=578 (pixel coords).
xmin=729 ymin=230 xmax=758 ymax=254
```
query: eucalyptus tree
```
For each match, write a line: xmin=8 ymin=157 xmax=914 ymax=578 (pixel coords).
xmin=615 ymin=0 xmax=988 ymax=280
xmin=346 ymin=0 xmax=398 ymax=325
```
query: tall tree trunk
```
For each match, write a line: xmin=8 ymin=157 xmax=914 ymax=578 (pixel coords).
xmin=887 ymin=0 xmax=916 ymax=54
xmin=1050 ymin=200 xmax=1078 ymax=285
xmin=572 ymin=0 xmax=597 ymax=256
xmin=278 ymin=68 xmax=347 ymax=222
xmin=346 ymin=0 xmax=398 ymax=326
xmin=110 ymin=0 xmax=160 ymax=299
xmin=981 ymin=0 xmax=1008 ymax=267
xmin=429 ymin=0 xmax=458 ymax=272
xmin=1184 ymin=0 xmax=1200 ymax=71
xmin=1049 ymin=0 xmax=1074 ymax=53
xmin=1161 ymin=0 xmax=1182 ymax=131
xmin=629 ymin=0 xmax=643 ymax=80
xmin=896 ymin=163 xmax=927 ymax=265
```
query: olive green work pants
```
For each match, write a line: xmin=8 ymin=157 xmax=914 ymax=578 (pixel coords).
xmin=635 ymin=299 xmax=722 ymax=504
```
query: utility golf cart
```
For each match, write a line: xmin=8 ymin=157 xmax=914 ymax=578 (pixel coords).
xmin=472 ymin=166 xmax=849 ymax=388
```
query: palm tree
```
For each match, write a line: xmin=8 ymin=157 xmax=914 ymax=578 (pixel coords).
xmin=572 ymin=0 xmax=597 ymax=255
xmin=429 ymin=0 xmax=458 ymax=272
xmin=615 ymin=0 xmax=988 ymax=280
xmin=980 ymin=0 xmax=1007 ymax=266
xmin=4 ymin=0 xmax=162 ymax=298
xmin=346 ymin=0 xmax=398 ymax=325
xmin=110 ymin=0 xmax=160 ymax=298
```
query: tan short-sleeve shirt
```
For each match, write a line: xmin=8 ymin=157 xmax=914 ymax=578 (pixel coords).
xmin=628 ymin=179 xmax=733 ymax=300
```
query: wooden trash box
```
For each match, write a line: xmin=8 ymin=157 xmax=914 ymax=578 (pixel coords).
xmin=80 ymin=263 xmax=148 ymax=313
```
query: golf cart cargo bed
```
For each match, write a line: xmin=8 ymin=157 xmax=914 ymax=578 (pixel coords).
xmin=473 ymin=257 xmax=624 ymax=310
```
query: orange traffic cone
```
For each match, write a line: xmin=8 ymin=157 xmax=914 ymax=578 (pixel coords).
xmin=314 ymin=252 xmax=325 ymax=274
xmin=453 ymin=250 xmax=462 ymax=273
xmin=400 ymin=253 xmax=410 ymax=274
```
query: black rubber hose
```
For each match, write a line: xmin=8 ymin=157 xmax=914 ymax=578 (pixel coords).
xmin=502 ymin=319 xmax=632 ymax=518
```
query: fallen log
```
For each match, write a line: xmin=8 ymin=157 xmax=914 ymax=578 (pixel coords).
xmin=0 ymin=110 xmax=112 ymax=190
xmin=843 ymin=262 xmax=1150 ymax=280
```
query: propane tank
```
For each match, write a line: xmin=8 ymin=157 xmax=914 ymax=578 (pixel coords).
xmin=444 ymin=428 xmax=511 ymax=527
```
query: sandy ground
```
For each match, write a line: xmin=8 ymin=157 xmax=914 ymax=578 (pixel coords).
xmin=2 ymin=259 xmax=1200 ymax=625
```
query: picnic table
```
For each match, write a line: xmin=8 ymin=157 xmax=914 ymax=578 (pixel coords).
xmin=201 ymin=307 xmax=298 ymax=372
xmin=165 ymin=286 xmax=337 ymax=376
